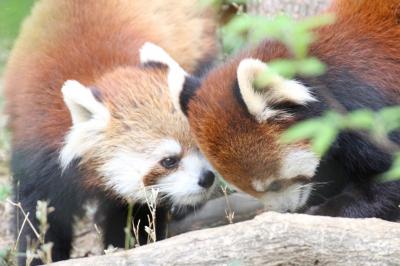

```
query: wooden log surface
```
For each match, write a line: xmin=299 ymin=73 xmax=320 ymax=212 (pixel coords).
xmin=51 ymin=212 xmax=400 ymax=266
xmin=169 ymin=193 xmax=264 ymax=236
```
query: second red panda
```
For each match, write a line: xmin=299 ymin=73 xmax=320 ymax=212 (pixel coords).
xmin=4 ymin=0 xmax=217 ymax=264
xmin=151 ymin=0 xmax=400 ymax=219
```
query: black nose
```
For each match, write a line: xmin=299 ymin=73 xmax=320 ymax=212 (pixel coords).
xmin=198 ymin=171 xmax=215 ymax=189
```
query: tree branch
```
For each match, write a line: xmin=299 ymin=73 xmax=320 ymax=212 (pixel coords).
xmin=50 ymin=212 xmax=400 ymax=265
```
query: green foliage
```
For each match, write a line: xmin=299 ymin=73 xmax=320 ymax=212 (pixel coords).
xmin=222 ymin=13 xmax=334 ymax=87
xmin=0 ymin=0 xmax=34 ymax=40
xmin=381 ymin=153 xmax=400 ymax=181
xmin=254 ymin=57 xmax=326 ymax=87
xmin=223 ymin=14 xmax=334 ymax=56
xmin=281 ymin=111 xmax=340 ymax=156
xmin=0 ymin=0 xmax=35 ymax=72
xmin=0 ymin=184 xmax=11 ymax=202
xmin=124 ymin=202 xmax=135 ymax=249
xmin=283 ymin=107 xmax=400 ymax=155
xmin=0 ymin=248 xmax=15 ymax=266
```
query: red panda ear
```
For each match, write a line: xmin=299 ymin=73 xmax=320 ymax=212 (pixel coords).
xmin=139 ymin=42 xmax=190 ymax=115
xmin=61 ymin=80 xmax=110 ymax=125
xmin=60 ymin=80 xmax=110 ymax=170
xmin=237 ymin=58 xmax=316 ymax=122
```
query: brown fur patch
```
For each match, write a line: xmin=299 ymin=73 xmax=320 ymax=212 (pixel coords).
xmin=143 ymin=166 xmax=174 ymax=187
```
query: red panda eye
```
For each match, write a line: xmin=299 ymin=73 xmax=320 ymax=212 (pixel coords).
xmin=160 ymin=156 xmax=180 ymax=169
xmin=267 ymin=180 xmax=282 ymax=192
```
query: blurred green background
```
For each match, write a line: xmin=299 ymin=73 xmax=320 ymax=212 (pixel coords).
xmin=0 ymin=0 xmax=35 ymax=71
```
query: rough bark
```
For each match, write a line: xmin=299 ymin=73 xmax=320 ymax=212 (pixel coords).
xmin=169 ymin=193 xmax=264 ymax=236
xmin=51 ymin=212 xmax=400 ymax=266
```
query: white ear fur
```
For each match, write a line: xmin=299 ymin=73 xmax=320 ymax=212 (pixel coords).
xmin=62 ymin=80 xmax=110 ymax=124
xmin=60 ymin=80 xmax=110 ymax=170
xmin=140 ymin=42 xmax=187 ymax=113
xmin=237 ymin=58 xmax=316 ymax=122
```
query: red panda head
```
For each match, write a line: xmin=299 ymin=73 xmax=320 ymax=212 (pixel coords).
xmin=171 ymin=52 xmax=320 ymax=212
xmin=59 ymin=43 xmax=216 ymax=207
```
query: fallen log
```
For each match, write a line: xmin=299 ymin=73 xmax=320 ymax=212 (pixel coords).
xmin=169 ymin=193 xmax=264 ymax=236
xmin=50 ymin=212 xmax=400 ymax=265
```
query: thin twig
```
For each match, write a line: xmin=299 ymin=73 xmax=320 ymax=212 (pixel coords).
xmin=7 ymin=200 xmax=40 ymax=240
xmin=14 ymin=211 xmax=30 ymax=251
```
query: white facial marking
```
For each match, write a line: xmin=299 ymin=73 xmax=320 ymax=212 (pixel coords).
xmin=139 ymin=42 xmax=188 ymax=113
xmin=102 ymin=149 xmax=154 ymax=202
xmin=280 ymin=148 xmax=320 ymax=179
xmin=252 ymin=179 xmax=275 ymax=192
xmin=100 ymin=138 xmax=215 ymax=206
xmin=237 ymin=58 xmax=317 ymax=122
xmin=252 ymin=148 xmax=318 ymax=212
xmin=60 ymin=80 xmax=110 ymax=170
xmin=159 ymin=152 xmax=215 ymax=206
xmin=101 ymin=139 xmax=181 ymax=201
xmin=153 ymin=139 xmax=182 ymax=158
xmin=259 ymin=182 xmax=313 ymax=212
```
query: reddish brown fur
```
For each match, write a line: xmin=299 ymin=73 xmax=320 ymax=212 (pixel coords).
xmin=315 ymin=0 xmax=400 ymax=97
xmin=187 ymin=0 xmax=400 ymax=197
xmin=4 ymin=0 xmax=217 ymax=149
xmin=188 ymin=56 xmax=288 ymax=196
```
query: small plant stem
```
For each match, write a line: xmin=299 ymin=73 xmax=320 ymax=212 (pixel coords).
xmin=124 ymin=202 xmax=134 ymax=249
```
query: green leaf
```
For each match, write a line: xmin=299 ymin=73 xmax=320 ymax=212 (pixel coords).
xmin=311 ymin=126 xmax=338 ymax=156
xmin=254 ymin=60 xmax=298 ymax=87
xmin=297 ymin=57 xmax=326 ymax=77
xmin=0 ymin=249 xmax=6 ymax=258
xmin=297 ymin=13 xmax=336 ymax=32
xmin=268 ymin=60 xmax=297 ymax=79
xmin=378 ymin=106 xmax=400 ymax=132
xmin=380 ymin=154 xmax=400 ymax=181
xmin=323 ymin=111 xmax=343 ymax=127
xmin=344 ymin=109 xmax=375 ymax=130
xmin=281 ymin=119 xmax=323 ymax=143
xmin=287 ymin=32 xmax=313 ymax=58
xmin=0 ymin=185 xmax=10 ymax=202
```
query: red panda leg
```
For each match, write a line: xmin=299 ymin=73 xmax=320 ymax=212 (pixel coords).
xmin=11 ymin=147 xmax=87 ymax=265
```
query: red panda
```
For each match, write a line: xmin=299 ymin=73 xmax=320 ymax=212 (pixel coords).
xmin=153 ymin=0 xmax=400 ymax=219
xmin=4 ymin=0 xmax=217 ymax=264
